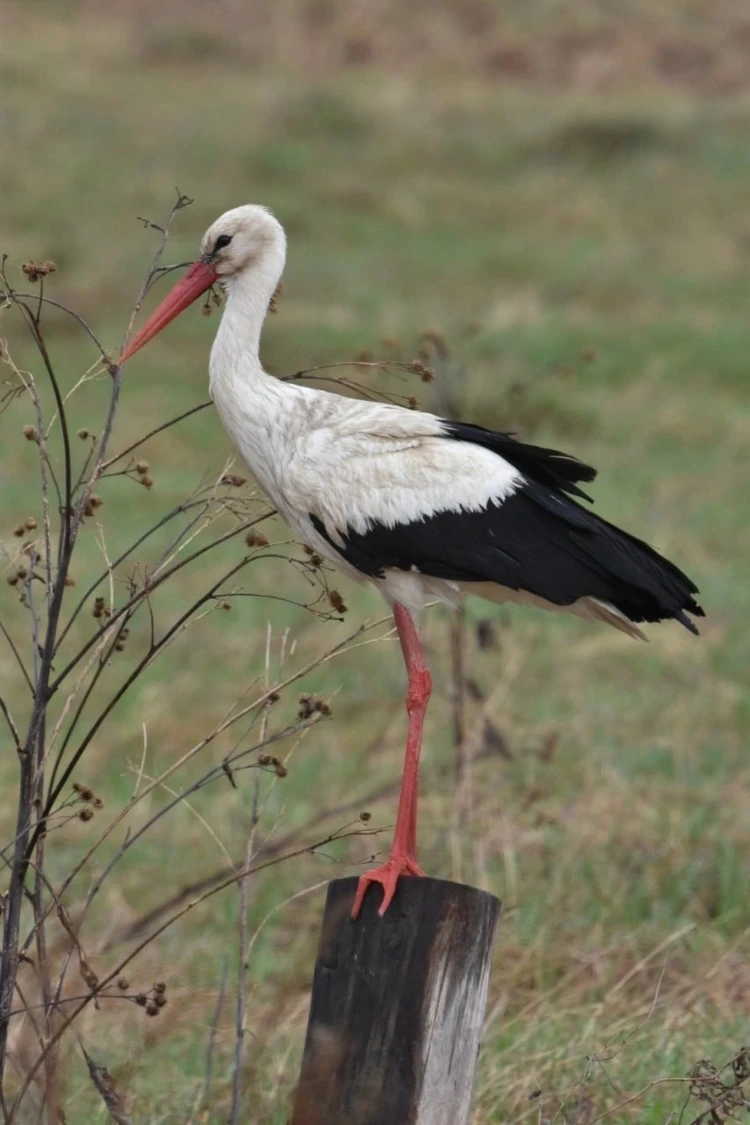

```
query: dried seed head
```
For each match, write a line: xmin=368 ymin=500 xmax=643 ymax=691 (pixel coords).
xmin=79 ymin=807 xmax=94 ymax=822
xmin=154 ymin=992 xmax=167 ymax=1008
xmin=114 ymin=640 xmax=125 ymax=651
xmin=135 ymin=993 xmax=147 ymax=1007
xmin=268 ymin=690 xmax=280 ymax=703
xmin=407 ymin=396 xmax=419 ymax=409
xmin=258 ymin=754 xmax=287 ymax=778
xmin=117 ymin=977 xmax=129 ymax=990
xmin=64 ymin=575 xmax=75 ymax=587
xmin=219 ymin=473 xmax=246 ymax=487
xmin=73 ymin=782 xmax=94 ymax=800
xmin=79 ymin=959 xmax=99 ymax=991
xmin=145 ymin=1002 xmax=159 ymax=1016
xmin=6 ymin=574 xmax=19 ymax=587
xmin=359 ymin=811 xmax=371 ymax=822
xmin=89 ymin=494 xmax=103 ymax=510
xmin=22 ymin=425 xmax=39 ymax=442
xmin=245 ymin=529 xmax=269 ymax=548
xmin=407 ymin=358 xmax=433 ymax=381
xmin=22 ymin=260 xmax=57 ymax=282
xmin=139 ymin=474 xmax=154 ymax=489
xmin=15 ymin=566 xmax=28 ymax=580
xmin=135 ymin=460 xmax=149 ymax=474
xmin=24 ymin=516 xmax=37 ymax=530
xmin=298 ymin=695 xmax=314 ymax=720
xmin=77 ymin=428 xmax=90 ymax=440
xmin=220 ymin=601 xmax=231 ymax=611
xmin=153 ymin=981 xmax=166 ymax=994
xmin=93 ymin=596 xmax=106 ymax=618
xmin=328 ymin=590 xmax=347 ymax=613
xmin=298 ymin=695 xmax=331 ymax=719
xmin=13 ymin=524 xmax=24 ymax=537
xmin=92 ymin=797 xmax=104 ymax=809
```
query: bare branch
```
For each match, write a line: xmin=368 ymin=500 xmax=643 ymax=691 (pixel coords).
xmin=0 ymin=698 xmax=21 ymax=753
xmin=3 ymin=293 xmax=109 ymax=360
xmin=99 ymin=400 xmax=212 ymax=472
xmin=0 ymin=619 xmax=33 ymax=693
xmin=79 ymin=1044 xmax=132 ymax=1125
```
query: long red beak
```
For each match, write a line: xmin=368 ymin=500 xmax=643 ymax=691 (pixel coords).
xmin=120 ymin=259 xmax=218 ymax=362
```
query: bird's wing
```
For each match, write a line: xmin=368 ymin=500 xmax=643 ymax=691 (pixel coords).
xmin=290 ymin=409 xmax=702 ymax=634
xmin=287 ymin=412 xmax=525 ymax=542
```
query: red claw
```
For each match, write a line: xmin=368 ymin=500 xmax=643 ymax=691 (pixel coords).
xmin=351 ymin=853 xmax=426 ymax=919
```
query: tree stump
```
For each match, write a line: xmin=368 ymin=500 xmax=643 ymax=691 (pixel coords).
xmin=291 ymin=876 xmax=500 ymax=1125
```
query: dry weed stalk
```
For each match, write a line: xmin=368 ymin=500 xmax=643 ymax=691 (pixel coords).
xmin=0 ymin=196 xmax=388 ymax=1123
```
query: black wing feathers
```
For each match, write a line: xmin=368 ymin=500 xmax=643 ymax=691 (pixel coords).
xmin=311 ymin=420 xmax=703 ymax=635
xmin=442 ymin=421 xmax=597 ymax=500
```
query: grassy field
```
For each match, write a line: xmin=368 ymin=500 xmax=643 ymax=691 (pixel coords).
xmin=1 ymin=3 xmax=750 ymax=1121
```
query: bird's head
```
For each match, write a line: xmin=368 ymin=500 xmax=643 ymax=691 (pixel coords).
xmin=121 ymin=204 xmax=286 ymax=362
xmin=199 ymin=204 xmax=286 ymax=280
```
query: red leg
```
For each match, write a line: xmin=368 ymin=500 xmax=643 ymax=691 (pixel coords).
xmin=351 ymin=602 xmax=432 ymax=919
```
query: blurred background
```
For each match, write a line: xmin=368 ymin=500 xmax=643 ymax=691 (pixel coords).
xmin=2 ymin=1 xmax=749 ymax=1121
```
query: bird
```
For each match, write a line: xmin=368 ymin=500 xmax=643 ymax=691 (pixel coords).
xmin=120 ymin=204 xmax=704 ymax=919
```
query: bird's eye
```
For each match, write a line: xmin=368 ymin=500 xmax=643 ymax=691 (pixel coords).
xmin=214 ymin=234 xmax=233 ymax=252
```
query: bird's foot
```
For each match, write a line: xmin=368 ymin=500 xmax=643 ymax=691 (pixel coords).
xmin=351 ymin=853 xmax=426 ymax=919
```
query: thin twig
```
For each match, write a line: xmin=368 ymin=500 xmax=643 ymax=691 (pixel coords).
xmin=186 ymin=958 xmax=229 ymax=1125
xmin=0 ymin=618 xmax=33 ymax=692
xmin=229 ymin=625 xmax=273 ymax=1125
xmin=100 ymin=400 xmax=212 ymax=471
xmin=0 ymin=698 xmax=21 ymax=753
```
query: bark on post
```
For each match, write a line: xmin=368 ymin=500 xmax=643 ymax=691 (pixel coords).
xmin=291 ymin=876 xmax=500 ymax=1125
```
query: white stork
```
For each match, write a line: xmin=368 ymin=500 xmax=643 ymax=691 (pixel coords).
xmin=121 ymin=204 xmax=703 ymax=918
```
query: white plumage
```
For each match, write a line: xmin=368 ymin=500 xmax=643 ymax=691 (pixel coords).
xmin=122 ymin=203 xmax=703 ymax=918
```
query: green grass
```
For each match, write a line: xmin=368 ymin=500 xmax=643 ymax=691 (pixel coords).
xmin=1 ymin=5 xmax=750 ymax=1122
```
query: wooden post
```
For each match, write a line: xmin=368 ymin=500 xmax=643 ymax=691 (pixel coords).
xmin=291 ymin=876 xmax=500 ymax=1125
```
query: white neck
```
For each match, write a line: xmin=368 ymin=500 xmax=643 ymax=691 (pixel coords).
xmin=210 ymin=245 xmax=285 ymax=388
xmin=207 ymin=240 xmax=305 ymax=513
